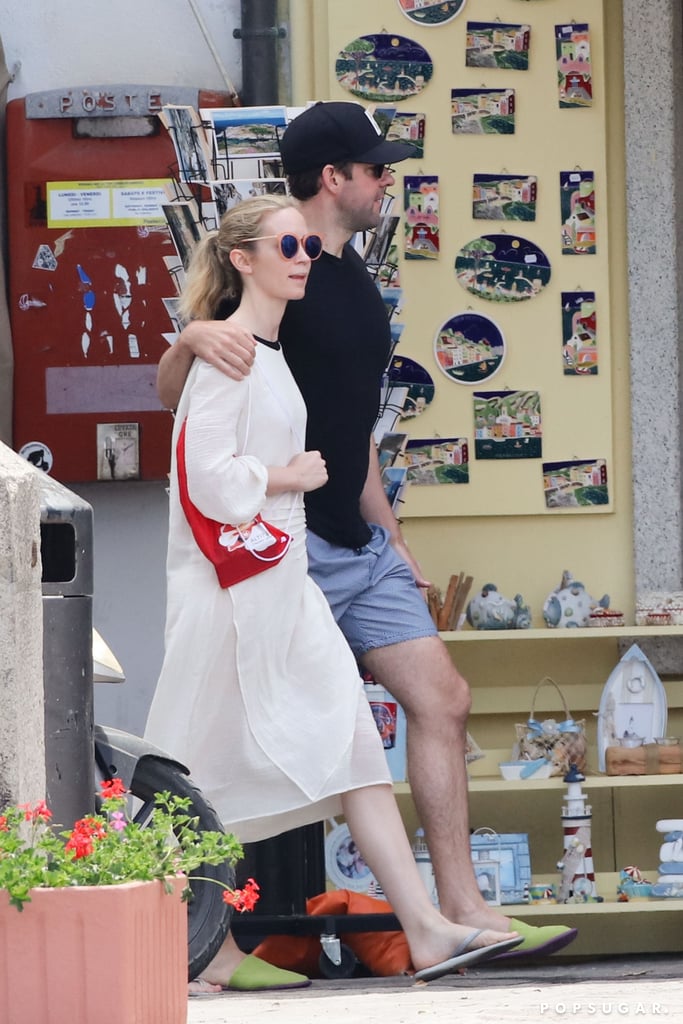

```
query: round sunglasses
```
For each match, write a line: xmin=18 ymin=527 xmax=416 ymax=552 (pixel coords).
xmin=241 ymin=232 xmax=323 ymax=261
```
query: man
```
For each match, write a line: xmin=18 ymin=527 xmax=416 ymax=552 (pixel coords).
xmin=159 ymin=102 xmax=577 ymax=982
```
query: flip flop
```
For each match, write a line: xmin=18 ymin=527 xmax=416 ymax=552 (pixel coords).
xmin=224 ymin=954 xmax=311 ymax=991
xmin=188 ymin=977 xmax=222 ymax=997
xmin=490 ymin=919 xmax=579 ymax=962
xmin=414 ymin=931 xmax=524 ymax=982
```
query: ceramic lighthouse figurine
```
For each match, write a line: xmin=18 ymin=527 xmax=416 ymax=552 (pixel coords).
xmin=557 ymin=763 xmax=597 ymax=902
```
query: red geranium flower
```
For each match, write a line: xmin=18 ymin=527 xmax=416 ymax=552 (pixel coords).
xmin=223 ymin=877 xmax=260 ymax=912
xmin=100 ymin=778 xmax=127 ymax=800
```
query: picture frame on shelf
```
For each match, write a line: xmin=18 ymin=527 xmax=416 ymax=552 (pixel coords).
xmin=470 ymin=830 xmax=531 ymax=905
xmin=473 ymin=858 xmax=501 ymax=906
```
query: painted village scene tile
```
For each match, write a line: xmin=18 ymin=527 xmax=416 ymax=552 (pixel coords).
xmin=451 ymin=88 xmax=515 ymax=134
xmin=404 ymin=438 xmax=470 ymax=485
xmin=560 ymin=171 xmax=596 ymax=254
xmin=474 ymin=390 xmax=542 ymax=460
xmin=473 ymin=174 xmax=537 ymax=221
xmin=404 ymin=175 xmax=439 ymax=259
xmin=466 ymin=22 xmax=531 ymax=71
xmin=543 ymin=458 xmax=608 ymax=508
xmin=556 ymin=23 xmax=592 ymax=107
xmin=561 ymin=291 xmax=597 ymax=375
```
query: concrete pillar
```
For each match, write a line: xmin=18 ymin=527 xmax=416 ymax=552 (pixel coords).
xmin=623 ymin=0 xmax=683 ymax=593
xmin=0 ymin=442 xmax=45 ymax=807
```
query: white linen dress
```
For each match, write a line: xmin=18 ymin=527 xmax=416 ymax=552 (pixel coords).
xmin=144 ymin=342 xmax=390 ymax=842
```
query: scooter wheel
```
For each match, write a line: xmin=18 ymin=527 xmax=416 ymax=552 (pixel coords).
xmin=128 ymin=756 xmax=234 ymax=981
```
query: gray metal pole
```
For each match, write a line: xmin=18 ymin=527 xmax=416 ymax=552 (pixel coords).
xmin=236 ymin=0 xmax=286 ymax=105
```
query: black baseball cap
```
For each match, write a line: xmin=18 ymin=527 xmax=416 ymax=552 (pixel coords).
xmin=280 ymin=101 xmax=417 ymax=175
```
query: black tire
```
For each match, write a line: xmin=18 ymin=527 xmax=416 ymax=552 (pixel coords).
xmin=128 ymin=757 xmax=234 ymax=981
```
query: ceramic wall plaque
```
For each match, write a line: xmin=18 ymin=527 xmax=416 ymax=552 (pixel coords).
xmin=466 ymin=22 xmax=531 ymax=71
xmin=386 ymin=354 xmax=436 ymax=419
xmin=404 ymin=175 xmax=439 ymax=259
xmin=335 ymin=34 xmax=434 ymax=103
xmin=404 ymin=438 xmax=470 ymax=485
xmin=397 ymin=0 xmax=466 ymax=28
xmin=455 ymin=234 xmax=551 ymax=302
xmin=561 ymin=291 xmax=597 ymax=374
xmin=556 ymin=23 xmax=593 ymax=107
xmin=542 ymin=459 xmax=608 ymax=509
xmin=473 ymin=390 xmax=542 ymax=460
xmin=473 ymin=174 xmax=537 ymax=222
xmin=434 ymin=311 xmax=505 ymax=385
xmin=451 ymin=88 xmax=515 ymax=134
xmin=560 ymin=171 xmax=596 ymax=254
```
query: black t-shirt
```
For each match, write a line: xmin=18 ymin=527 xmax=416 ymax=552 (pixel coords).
xmin=279 ymin=245 xmax=391 ymax=549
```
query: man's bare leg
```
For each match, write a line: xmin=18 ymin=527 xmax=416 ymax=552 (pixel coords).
xmin=362 ymin=634 xmax=512 ymax=931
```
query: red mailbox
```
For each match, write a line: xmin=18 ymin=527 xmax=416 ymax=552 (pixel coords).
xmin=8 ymin=85 xmax=229 ymax=482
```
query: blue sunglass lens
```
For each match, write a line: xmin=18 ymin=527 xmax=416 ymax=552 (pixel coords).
xmin=279 ymin=234 xmax=299 ymax=259
xmin=304 ymin=235 xmax=323 ymax=260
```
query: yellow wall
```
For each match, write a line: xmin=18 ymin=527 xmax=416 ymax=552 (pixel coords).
xmin=290 ymin=0 xmax=633 ymax=624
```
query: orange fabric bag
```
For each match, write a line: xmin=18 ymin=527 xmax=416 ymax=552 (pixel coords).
xmin=251 ymin=890 xmax=412 ymax=977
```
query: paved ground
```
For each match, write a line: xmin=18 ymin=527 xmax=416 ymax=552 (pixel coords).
xmin=187 ymin=954 xmax=682 ymax=1023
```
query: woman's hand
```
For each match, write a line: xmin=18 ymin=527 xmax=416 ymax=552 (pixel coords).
xmin=287 ymin=451 xmax=328 ymax=493
xmin=266 ymin=451 xmax=327 ymax=496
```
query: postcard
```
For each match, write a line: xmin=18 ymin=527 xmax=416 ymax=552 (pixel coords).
xmin=159 ymin=105 xmax=213 ymax=183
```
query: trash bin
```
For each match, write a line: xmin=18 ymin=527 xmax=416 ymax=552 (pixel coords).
xmin=40 ymin=474 xmax=95 ymax=826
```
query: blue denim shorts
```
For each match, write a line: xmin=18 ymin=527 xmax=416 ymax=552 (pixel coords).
xmin=306 ymin=524 xmax=438 ymax=658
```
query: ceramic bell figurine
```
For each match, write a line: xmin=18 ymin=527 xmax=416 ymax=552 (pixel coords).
xmin=543 ymin=570 xmax=609 ymax=628
xmin=466 ymin=583 xmax=531 ymax=630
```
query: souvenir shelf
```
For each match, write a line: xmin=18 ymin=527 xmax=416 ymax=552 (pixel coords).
xmin=394 ymin=625 xmax=683 ymax=957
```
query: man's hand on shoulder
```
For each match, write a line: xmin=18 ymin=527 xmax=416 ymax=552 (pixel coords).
xmin=157 ymin=320 xmax=257 ymax=409
xmin=180 ymin=320 xmax=256 ymax=380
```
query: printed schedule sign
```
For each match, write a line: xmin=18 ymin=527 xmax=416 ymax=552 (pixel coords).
xmin=47 ymin=179 xmax=170 ymax=228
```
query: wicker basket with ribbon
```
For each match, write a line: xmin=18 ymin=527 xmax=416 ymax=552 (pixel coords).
xmin=513 ymin=677 xmax=587 ymax=776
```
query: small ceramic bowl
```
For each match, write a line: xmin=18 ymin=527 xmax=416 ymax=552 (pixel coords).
xmin=619 ymin=736 xmax=645 ymax=748
xmin=499 ymin=761 xmax=552 ymax=781
xmin=655 ymin=737 xmax=681 ymax=746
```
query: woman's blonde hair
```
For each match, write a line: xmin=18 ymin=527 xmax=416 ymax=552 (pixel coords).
xmin=177 ymin=195 xmax=295 ymax=323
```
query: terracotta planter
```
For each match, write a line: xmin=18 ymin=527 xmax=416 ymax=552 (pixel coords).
xmin=0 ymin=877 xmax=187 ymax=1024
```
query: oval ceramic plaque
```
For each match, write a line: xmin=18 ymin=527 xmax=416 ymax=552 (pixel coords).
xmin=397 ymin=0 xmax=467 ymax=28
xmin=387 ymin=354 xmax=436 ymax=418
xmin=335 ymin=34 xmax=434 ymax=102
xmin=454 ymin=233 xmax=551 ymax=302
xmin=433 ymin=312 xmax=505 ymax=384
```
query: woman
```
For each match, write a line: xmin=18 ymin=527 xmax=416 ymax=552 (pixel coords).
xmin=145 ymin=196 xmax=520 ymax=988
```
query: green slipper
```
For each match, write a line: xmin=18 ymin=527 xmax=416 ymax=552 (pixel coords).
xmin=492 ymin=919 xmax=578 ymax=961
xmin=225 ymin=954 xmax=311 ymax=991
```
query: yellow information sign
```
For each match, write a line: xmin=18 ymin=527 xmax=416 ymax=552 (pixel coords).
xmin=47 ymin=179 xmax=171 ymax=228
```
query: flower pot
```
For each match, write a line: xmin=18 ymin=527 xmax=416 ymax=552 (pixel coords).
xmin=0 ymin=877 xmax=187 ymax=1024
